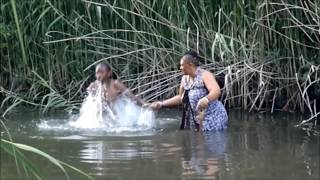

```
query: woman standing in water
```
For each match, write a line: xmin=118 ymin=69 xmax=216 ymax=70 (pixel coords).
xmin=87 ymin=62 xmax=145 ymax=106
xmin=150 ymin=51 xmax=228 ymax=131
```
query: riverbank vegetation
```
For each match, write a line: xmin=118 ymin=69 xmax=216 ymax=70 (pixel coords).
xmin=0 ymin=119 xmax=93 ymax=179
xmin=1 ymin=0 xmax=319 ymax=128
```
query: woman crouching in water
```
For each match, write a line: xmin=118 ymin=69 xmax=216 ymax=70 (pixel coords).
xmin=150 ymin=51 xmax=228 ymax=132
xmin=87 ymin=62 xmax=145 ymax=106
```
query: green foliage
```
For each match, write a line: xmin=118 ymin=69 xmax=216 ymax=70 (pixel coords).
xmin=0 ymin=120 xmax=94 ymax=180
xmin=1 ymin=0 xmax=319 ymax=115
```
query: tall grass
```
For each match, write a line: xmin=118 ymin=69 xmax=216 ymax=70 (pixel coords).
xmin=0 ymin=0 xmax=319 ymax=126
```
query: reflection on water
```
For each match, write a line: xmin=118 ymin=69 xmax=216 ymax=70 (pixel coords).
xmin=74 ymin=131 xmax=227 ymax=179
xmin=180 ymin=132 xmax=227 ymax=179
xmin=1 ymin=109 xmax=319 ymax=180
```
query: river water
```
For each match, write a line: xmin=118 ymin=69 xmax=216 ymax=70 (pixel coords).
xmin=1 ymin=109 xmax=319 ymax=180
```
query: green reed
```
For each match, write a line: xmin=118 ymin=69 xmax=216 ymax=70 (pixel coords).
xmin=0 ymin=0 xmax=319 ymax=125
xmin=0 ymin=119 xmax=94 ymax=179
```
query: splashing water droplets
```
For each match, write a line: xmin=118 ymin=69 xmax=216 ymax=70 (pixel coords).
xmin=68 ymin=82 xmax=155 ymax=132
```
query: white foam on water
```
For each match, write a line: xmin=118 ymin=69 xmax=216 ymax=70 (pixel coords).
xmin=68 ymin=83 xmax=156 ymax=132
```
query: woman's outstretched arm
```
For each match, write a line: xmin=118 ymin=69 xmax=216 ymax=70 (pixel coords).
xmin=150 ymin=76 xmax=185 ymax=109
xmin=115 ymin=80 xmax=145 ymax=106
xmin=160 ymin=84 xmax=184 ymax=107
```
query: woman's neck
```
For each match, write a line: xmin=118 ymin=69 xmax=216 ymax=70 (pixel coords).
xmin=102 ymin=78 xmax=112 ymax=86
xmin=189 ymin=66 xmax=198 ymax=78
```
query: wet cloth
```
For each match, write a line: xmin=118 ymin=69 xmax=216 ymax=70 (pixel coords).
xmin=180 ymin=68 xmax=228 ymax=131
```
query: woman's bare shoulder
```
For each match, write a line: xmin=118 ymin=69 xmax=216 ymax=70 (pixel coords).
xmin=113 ymin=79 xmax=126 ymax=91
xmin=202 ymin=70 xmax=215 ymax=78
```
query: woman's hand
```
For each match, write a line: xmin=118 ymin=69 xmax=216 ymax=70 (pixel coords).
xmin=142 ymin=103 xmax=150 ymax=108
xmin=149 ymin=101 xmax=162 ymax=111
xmin=196 ymin=97 xmax=209 ymax=111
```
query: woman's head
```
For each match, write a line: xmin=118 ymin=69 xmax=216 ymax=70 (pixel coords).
xmin=95 ymin=63 xmax=112 ymax=82
xmin=180 ymin=50 xmax=199 ymax=75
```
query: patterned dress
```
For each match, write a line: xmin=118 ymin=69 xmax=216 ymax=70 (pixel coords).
xmin=181 ymin=68 xmax=228 ymax=131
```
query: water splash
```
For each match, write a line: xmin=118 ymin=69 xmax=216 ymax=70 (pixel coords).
xmin=68 ymin=83 xmax=155 ymax=132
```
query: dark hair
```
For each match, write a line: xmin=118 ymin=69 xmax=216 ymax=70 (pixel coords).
xmin=96 ymin=62 xmax=117 ymax=79
xmin=96 ymin=62 xmax=112 ymax=71
xmin=183 ymin=50 xmax=199 ymax=66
